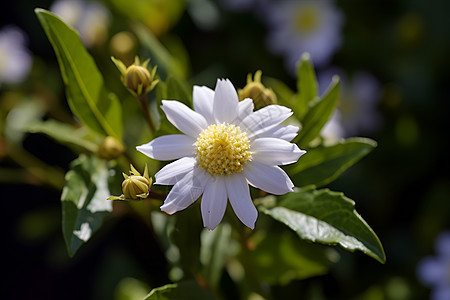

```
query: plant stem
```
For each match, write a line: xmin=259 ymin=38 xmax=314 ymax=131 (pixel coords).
xmin=227 ymin=210 xmax=271 ymax=299
xmin=137 ymin=94 xmax=156 ymax=133
xmin=5 ymin=142 xmax=65 ymax=189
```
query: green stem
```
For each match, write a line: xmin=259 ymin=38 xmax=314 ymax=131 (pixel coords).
xmin=227 ymin=210 xmax=271 ymax=299
xmin=137 ymin=94 xmax=156 ymax=133
xmin=6 ymin=142 xmax=65 ymax=190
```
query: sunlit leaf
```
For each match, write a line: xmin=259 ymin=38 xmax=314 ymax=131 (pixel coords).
xmin=296 ymin=53 xmax=319 ymax=121
xmin=115 ymin=277 xmax=150 ymax=300
xmin=4 ymin=98 xmax=46 ymax=144
xmin=155 ymin=75 xmax=192 ymax=136
xmin=111 ymin=0 xmax=185 ymax=37
xmin=61 ymin=154 xmax=113 ymax=256
xmin=296 ymin=76 xmax=340 ymax=148
xmin=133 ymin=23 xmax=187 ymax=78
xmin=251 ymin=230 xmax=337 ymax=285
xmin=26 ymin=119 xmax=99 ymax=153
xmin=258 ymin=188 xmax=386 ymax=263
xmin=172 ymin=204 xmax=203 ymax=279
xmin=288 ymin=138 xmax=377 ymax=187
xmin=144 ymin=281 xmax=215 ymax=300
xmin=35 ymin=9 xmax=122 ymax=139
xmin=264 ymin=77 xmax=296 ymax=111
xmin=200 ymin=224 xmax=236 ymax=288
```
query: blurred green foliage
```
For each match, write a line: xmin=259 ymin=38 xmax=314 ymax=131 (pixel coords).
xmin=1 ymin=0 xmax=449 ymax=299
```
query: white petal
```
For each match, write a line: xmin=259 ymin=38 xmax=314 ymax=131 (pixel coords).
xmin=240 ymin=105 xmax=293 ymax=139
xmin=225 ymin=173 xmax=257 ymax=229
xmin=160 ymin=167 xmax=211 ymax=214
xmin=161 ymin=100 xmax=208 ymax=138
xmin=136 ymin=135 xmax=195 ymax=161
xmin=251 ymin=137 xmax=306 ymax=165
xmin=243 ymin=161 xmax=294 ymax=195
xmin=193 ymin=85 xmax=215 ymax=124
xmin=201 ymin=176 xmax=228 ymax=230
xmin=155 ymin=157 xmax=196 ymax=185
xmin=213 ymin=79 xmax=239 ymax=123
xmin=237 ymin=98 xmax=254 ymax=122
xmin=257 ymin=125 xmax=299 ymax=141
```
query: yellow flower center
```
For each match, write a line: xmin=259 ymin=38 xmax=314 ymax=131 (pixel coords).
xmin=294 ymin=5 xmax=320 ymax=34
xmin=195 ymin=123 xmax=251 ymax=175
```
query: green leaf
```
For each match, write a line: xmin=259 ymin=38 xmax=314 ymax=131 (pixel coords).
xmin=165 ymin=75 xmax=192 ymax=105
xmin=264 ymin=77 xmax=296 ymax=110
xmin=133 ymin=23 xmax=187 ymax=78
xmin=251 ymin=230 xmax=337 ymax=285
xmin=4 ymin=98 xmax=46 ymax=144
xmin=26 ymin=119 xmax=99 ymax=153
xmin=144 ymin=281 xmax=215 ymax=300
xmin=171 ymin=204 xmax=203 ymax=279
xmin=61 ymin=154 xmax=113 ymax=256
xmin=296 ymin=53 xmax=319 ymax=120
xmin=258 ymin=188 xmax=386 ymax=263
xmin=296 ymin=76 xmax=340 ymax=148
xmin=288 ymin=138 xmax=377 ymax=187
xmin=35 ymin=9 xmax=122 ymax=139
xmin=155 ymin=75 xmax=192 ymax=136
xmin=115 ymin=277 xmax=150 ymax=300
xmin=200 ymin=224 xmax=236 ymax=288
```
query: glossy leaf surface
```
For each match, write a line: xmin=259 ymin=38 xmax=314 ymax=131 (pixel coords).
xmin=61 ymin=155 xmax=112 ymax=256
xmin=258 ymin=188 xmax=386 ymax=263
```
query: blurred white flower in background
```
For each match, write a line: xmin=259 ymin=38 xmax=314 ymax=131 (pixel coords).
xmin=0 ymin=26 xmax=32 ymax=87
xmin=263 ymin=0 xmax=344 ymax=73
xmin=320 ymin=111 xmax=345 ymax=143
xmin=319 ymin=69 xmax=382 ymax=140
xmin=417 ymin=231 xmax=450 ymax=300
xmin=220 ymin=0 xmax=261 ymax=11
xmin=50 ymin=0 xmax=111 ymax=48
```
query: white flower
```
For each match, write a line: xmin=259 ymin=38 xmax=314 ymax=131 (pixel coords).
xmin=0 ymin=26 xmax=32 ymax=87
xmin=264 ymin=0 xmax=344 ymax=73
xmin=50 ymin=0 xmax=111 ymax=48
xmin=137 ymin=79 xmax=305 ymax=230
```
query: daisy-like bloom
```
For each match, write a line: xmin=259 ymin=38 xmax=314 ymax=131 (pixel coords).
xmin=50 ymin=0 xmax=111 ymax=48
xmin=263 ymin=0 xmax=344 ymax=73
xmin=0 ymin=26 xmax=32 ymax=87
xmin=137 ymin=79 xmax=305 ymax=230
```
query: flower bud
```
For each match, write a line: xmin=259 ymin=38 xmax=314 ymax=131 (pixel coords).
xmin=238 ymin=70 xmax=277 ymax=110
xmin=111 ymin=56 xmax=159 ymax=97
xmin=125 ymin=65 xmax=151 ymax=96
xmin=119 ymin=164 xmax=152 ymax=200
xmin=122 ymin=174 xmax=150 ymax=199
xmin=97 ymin=136 xmax=125 ymax=160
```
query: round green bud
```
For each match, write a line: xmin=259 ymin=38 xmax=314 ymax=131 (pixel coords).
xmin=239 ymin=81 xmax=277 ymax=110
xmin=238 ymin=71 xmax=277 ymax=110
xmin=97 ymin=136 xmax=125 ymax=160
xmin=122 ymin=175 xmax=150 ymax=199
xmin=125 ymin=65 xmax=152 ymax=96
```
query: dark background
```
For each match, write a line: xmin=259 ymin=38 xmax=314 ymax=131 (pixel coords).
xmin=1 ymin=0 xmax=449 ymax=299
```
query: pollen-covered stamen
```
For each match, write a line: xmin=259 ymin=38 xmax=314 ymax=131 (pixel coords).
xmin=195 ymin=123 xmax=251 ymax=175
